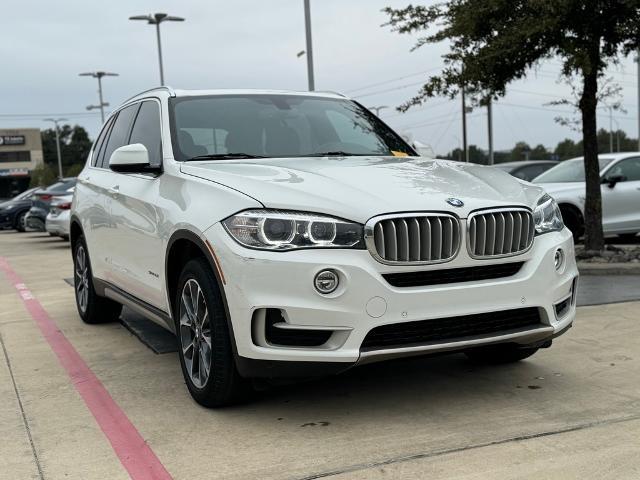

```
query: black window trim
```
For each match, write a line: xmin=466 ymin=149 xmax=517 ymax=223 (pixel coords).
xmin=127 ymin=99 xmax=164 ymax=170
xmin=90 ymin=96 xmax=164 ymax=172
xmin=91 ymin=114 xmax=116 ymax=168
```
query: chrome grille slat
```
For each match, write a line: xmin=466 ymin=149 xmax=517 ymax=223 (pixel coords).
xmin=467 ymin=208 xmax=534 ymax=259
xmin=367 ymin=214 xmax=460 ymax=265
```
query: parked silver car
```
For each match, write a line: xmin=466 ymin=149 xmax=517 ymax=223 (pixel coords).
xmin=534 ymin=153 xmax=640 ymax=240
xmin=45 ymin=193 xmax=73 ymax=240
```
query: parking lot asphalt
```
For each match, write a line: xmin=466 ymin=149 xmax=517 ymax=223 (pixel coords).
xmin=1 ymin=231 xmax=640 ymax=480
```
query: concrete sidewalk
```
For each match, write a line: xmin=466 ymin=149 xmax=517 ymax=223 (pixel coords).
xmin=1 ymin=231 xmax=640 ymax=480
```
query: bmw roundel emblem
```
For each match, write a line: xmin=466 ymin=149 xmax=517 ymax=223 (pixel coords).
xmin=446 ymin=197 xmax=464 ymax=207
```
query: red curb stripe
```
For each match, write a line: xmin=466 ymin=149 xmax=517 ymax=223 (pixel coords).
xmin=0 ymin=257 xmax=172 ymax=480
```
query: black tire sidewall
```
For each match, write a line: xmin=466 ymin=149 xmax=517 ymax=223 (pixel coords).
xmin=174 ymin=258 xmax=242 ymax=407
xmin=14 ymin=210 xmax=27 ymax=232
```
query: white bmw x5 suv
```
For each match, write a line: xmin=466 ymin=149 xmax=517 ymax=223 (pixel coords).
xmin=71 ymin=87 xmax=578 ymax=407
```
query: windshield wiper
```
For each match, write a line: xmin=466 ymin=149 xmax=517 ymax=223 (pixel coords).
xmin=301 ymin=151 xmax=371 ymax=157
xmin=184 ymin=153 xmax=266 ymax=161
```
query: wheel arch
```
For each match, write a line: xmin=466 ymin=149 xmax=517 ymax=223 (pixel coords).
xmin=165 ymin=229 xmax=239 ymax=358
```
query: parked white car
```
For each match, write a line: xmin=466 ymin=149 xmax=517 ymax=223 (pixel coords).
xmin=534 ymin=153 xmax=640 ymax=240
xmin=45 ymin=193 xmax=73 ymax=240
xmin=71 ymin=88 xmax=578 ymax=407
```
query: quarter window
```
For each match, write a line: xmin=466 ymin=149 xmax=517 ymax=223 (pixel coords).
xmin=100 ymin=104 xmax=140 ymax=169
xmin=129 ymin=101 xmax=162 ymax=166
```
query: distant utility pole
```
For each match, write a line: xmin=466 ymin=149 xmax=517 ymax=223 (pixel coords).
xmin=303 ymin=0 xmax=315 ymax=91
xmin=129 ymin=13 xmax=185 ymax=85
xmin=370 ymin=106 xmax=388 ymax=117
xmin=79 ymin=71 xmax=119 ymax=123
xmin=487 ymin=97 xmax=494 ymax=165
xmin=461 ymin=88 xmax=469 ymax=162
xmin=44 ymin=118 xmax=67 ymax=179
xmin=637 ymin=50 xmax=640 ymax=151
xmin=608 ymin=107 xmax=614 ymax=153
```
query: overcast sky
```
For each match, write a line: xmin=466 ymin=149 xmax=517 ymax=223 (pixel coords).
xmin=2 ymin=0 xmax=638 ymax=156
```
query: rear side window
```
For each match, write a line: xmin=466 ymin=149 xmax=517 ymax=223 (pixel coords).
xmin=129 ymin=101 xmax=162 ymax=166
xmin=91 ymin=116 xmax=115 ymax=167
xmin=100 ymin=104 xmax=140 ymax=168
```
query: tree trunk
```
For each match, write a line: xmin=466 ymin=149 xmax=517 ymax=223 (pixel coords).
xmin=579 ymin=67 xmax=605 ymax=251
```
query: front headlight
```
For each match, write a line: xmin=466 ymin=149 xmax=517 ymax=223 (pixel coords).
xmin=533 ymin=194 xmax=564 ymax=234
xmin=223 ymin=209 xmax=364 ymax=250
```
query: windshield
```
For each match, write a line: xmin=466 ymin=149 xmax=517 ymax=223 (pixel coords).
xmin=169 ymin=94 xmax=415 ymax=160
xmin=533 ymin=157 xmax=614 ymax=183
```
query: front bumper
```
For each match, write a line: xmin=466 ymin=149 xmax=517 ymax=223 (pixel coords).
xmin=205 ymin=223 xmax=578 ymax=376
xmin=45 ymin=210 xmax=70 ymax=237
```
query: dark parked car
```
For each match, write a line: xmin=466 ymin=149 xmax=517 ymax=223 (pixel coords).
xmin=495 ymin=160 xmax=559 ymax=182
xmin=0 ymin=187 xmax=38 ymax=231
xmin=25 ymin=178 xmax=76 ymax=232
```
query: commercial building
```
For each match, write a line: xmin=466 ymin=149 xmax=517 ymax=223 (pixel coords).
xmin=0 ymin=128 xmax=43 ymax=199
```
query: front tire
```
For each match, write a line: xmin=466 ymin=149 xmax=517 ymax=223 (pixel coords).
xmin=14 ymin=211 xmax=27 ymax=232
xmin=73 ymin=236 xmax=122 ymax=324
xmin=465 ymin=344 xmax=540 ymax=364
xmin=175 ymin=258 xmax=249 ymax=407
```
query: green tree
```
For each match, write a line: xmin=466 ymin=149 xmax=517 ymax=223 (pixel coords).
xmin=29 ymin=164 xmax=57 ymax=188
xmin=510 ymin=141 xmax=531 ymax=161
xmin=554 ymin=138 xmax=582 ymax=160
xmin=41 ymin=125 xmax=92 ymax=173
xmin=385 ymin=1 xmax=640 ymax=251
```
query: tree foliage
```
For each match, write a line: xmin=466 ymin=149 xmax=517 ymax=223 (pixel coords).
xmin=41 ymin=125 xmax=93 ymax=171
xmin=384 ymin=0 xmax=640 ymax=251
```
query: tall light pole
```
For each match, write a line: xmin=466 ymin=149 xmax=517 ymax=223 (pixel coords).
xmin=79 ymin=71 xmax=118 ymax=123
xmin=487 ymin=97 xmax=494 ymax=165
xmin=370 ymin=106 xmax=388 ymax=117
xmin=44 ymin=118 xmax=67 ymax=179
xmin=303 ymin=0 xmax=315 ymax=91
xmin=637 ymin=50 xmax=640 ymax=151
xmin=129 ymin=13 xmax=185 ymax=85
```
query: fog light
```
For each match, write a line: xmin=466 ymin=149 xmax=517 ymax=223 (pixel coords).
xmin=314 ymin=269 xmax=339 ymax=294
xmin=554 ymin=248 xmax=564 ymax=271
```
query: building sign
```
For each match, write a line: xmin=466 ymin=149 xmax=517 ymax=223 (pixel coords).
xmin=0 ymin=135 xmax=26 ymax=146
xmin=0 ymin=168 xmax=29 ymax=177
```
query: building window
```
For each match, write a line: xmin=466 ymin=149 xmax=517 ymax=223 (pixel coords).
xmin=0 ymin=151 xmax=31 ymax=163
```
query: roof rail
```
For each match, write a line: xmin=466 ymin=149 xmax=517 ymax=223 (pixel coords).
xmin=315 ymin=90 xmax=347 ymax=98
xmin=122 ymin=86 xmax=176 ymax=104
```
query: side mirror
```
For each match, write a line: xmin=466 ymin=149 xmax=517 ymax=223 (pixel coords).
xmin=602 ymin=174 xmax=626 ymax=188
xmin=109 ymin=144 xmax=159 ymax=173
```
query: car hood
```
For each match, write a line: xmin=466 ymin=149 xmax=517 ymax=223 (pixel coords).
xmin=181 ymin=156 xmax=544 ymax=223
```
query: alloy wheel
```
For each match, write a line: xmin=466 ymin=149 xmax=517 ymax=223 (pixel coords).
xmin=74 ymin=245 xmax=89 ymax=313
xmin=179 ymin=279 xmax=212 ymax=388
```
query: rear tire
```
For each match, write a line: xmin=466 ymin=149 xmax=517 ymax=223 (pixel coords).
xmin=465 ymin=344 xmax=540 ymax=364
xmin=174 ymin=258 xmax=249 ymax=407
xmin=73 ymin=236 xmax=122 ymax=324
xmin=14 ymin=211 xmax=27 ymax=232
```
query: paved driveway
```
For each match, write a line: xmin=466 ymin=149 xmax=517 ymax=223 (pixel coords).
xmin=1 ymin=231 xmax=639 ymax=479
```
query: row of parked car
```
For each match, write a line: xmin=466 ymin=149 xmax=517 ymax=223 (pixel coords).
xmin=0 ymin=177 xmax=76 ymax=240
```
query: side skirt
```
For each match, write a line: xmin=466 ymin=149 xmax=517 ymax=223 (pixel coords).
xmin=93 ymin=278 xmax=175 ymax=334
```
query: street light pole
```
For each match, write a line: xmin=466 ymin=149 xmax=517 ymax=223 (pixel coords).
xmin=79 ymin=71 xmax=119 ymax=123
xmin=461 ymin=88 xmax=469 ymax=163
xmin=44 ymin=118 xmax=67 ymax=179
xmin=303 ymin=0 xmax=315 ymax=91
xmin=129 ymin=13 xmax=185 ymax=85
